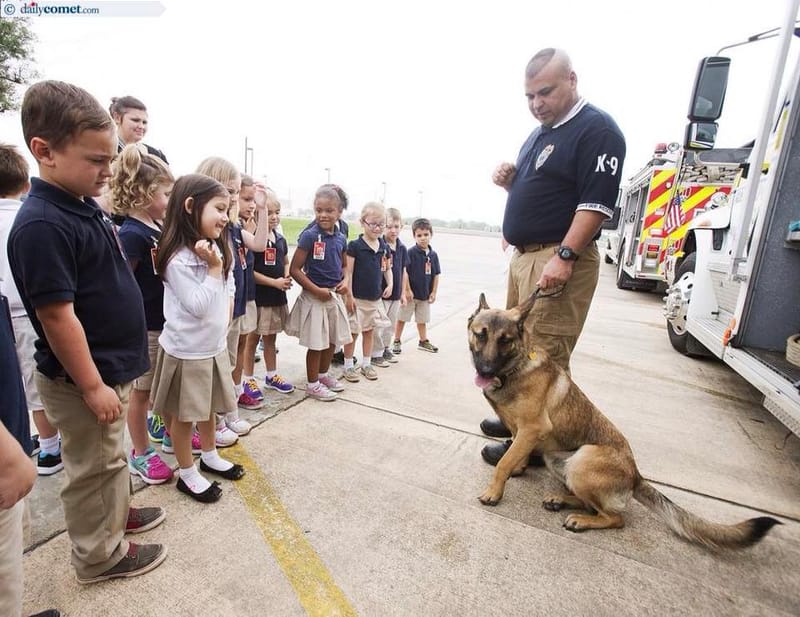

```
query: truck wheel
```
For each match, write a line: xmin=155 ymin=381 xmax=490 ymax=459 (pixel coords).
xmin=604 ymin=252 xmax=613 ymax=264
xmin=665 ymin=253 xmax=704 ymax=355
xmin=615 ymin=243 xmax=635 ymax=290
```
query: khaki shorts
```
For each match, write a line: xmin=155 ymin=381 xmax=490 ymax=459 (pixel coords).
xmin=256 ymin=304 xmax=288 ymax=336
xmin=134 ymin=330 xmax=161 ymax=391
xmin=226 ymin=301 xmax=257 ymax=365
xmin=347 ymin=298 xmax=391 ymax=335
xmin=397 ymin=298 xmax=431 ymax=324
xmin=506 ymin=241 xmax=600 ymax=373
xmin=10 ymin=315 xmax=42 ymax=411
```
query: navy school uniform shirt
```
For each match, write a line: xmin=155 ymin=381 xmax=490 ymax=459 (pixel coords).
xmin=384 ymin=238 xmax=409 ymax=301
xmin=253 ymin=232 xmax=289 ymax=307
xmin=229 ymin=223 xmax=255 ymax=319
xmin=118 ymin=217 xmax=165 ymax=331
xmin=347 ymin=235 xmax=389 ymax=301
xmin=406 ymin=244 xmax=441 ymax=301
xmin=7 ymin=177 xmax=148 ymax=385
xmin=297 ymin=222 xmax=347 ymax=288
xmin=1 ymin=294 xmax=32 ymax=454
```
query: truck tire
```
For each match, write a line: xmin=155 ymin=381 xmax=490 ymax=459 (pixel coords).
xmin=604 ymin=252 xmax=613 ymax=264
xmin=615 ymin=243 xmax=635 ymax=290
xmin=666 ymin=253 xmax=706 ymax=356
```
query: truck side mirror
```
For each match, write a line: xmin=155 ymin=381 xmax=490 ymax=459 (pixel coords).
xmin=684 ymin=121 xmax=718 ymax=150
xmin=688 ymin=56 xmax=730 ymax=122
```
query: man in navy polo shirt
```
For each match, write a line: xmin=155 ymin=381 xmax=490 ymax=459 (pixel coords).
xmin=480 ymin=48 xmax=626 ymax=465
xmin=7 ymin=80 xmax=167 ymax=584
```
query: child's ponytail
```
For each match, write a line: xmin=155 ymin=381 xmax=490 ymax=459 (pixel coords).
xmin=108 ymin=144 xmax=173 ymax=215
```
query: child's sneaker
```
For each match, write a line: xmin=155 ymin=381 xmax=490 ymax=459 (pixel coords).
xmin=306 ymin=382 xmax=337 ymax=401
xmin=225 ymin=413 xmax=252 ymax=436
xmin=242 ymin=378 xmax=265 ymax=402
xmin=371 ymin=355 xmax=390 ymax=368
xmin=342 ymin=367 xmax=360 ymax=382
xmin=147 ymin=414 xmax=166 ymax=443
xmin=37 ymin=451 xmax=64 ymax=476
xmin=318 ymin=374 xmax=345 ymax=392
xmin=331 ymin=350 xmax=345 ymax=365
xmin=215 ymin=421 xmax=239 ymax=448
xmin=128 ymin=448 xmax=173 ymax=485
xmin=161 ymin=431 xmax=202 ymax=455
xmin=392 ymin=339 xmax=402 ymax=354
xmin=264 ymin=374 xmax=295 ymax=394
xmin=360 ymin=365 xmax=378 ymax=381
xmin=238 ymin=391 xmax=263 ymax=410
xmin=30 ymin=434 xmax=40 ymax=457
xmin=383 ymin=348 xmax=399 ymax=363
xmin=418 ymin=339 xmax=439 ymax=353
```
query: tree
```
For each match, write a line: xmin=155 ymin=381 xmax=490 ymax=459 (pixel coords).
xmin=0 ymin=18 xmax=37 ymax=113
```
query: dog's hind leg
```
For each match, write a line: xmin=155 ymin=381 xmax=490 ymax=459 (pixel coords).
xmin=541 ymin=451 xmax=592 ymax=512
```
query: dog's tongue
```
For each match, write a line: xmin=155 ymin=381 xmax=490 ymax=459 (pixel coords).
xmin=474 ymin=373 xmax=495 ymax=389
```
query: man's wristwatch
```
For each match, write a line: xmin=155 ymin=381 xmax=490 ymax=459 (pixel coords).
xmin=556 ymin=245 xmax=579 ymax=261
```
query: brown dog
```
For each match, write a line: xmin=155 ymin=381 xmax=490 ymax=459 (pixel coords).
xmin=468 ymin=291 xmax=780 ymax=549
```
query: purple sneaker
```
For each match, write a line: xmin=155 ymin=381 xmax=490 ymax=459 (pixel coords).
xmin=264 ymin=374 xmax=295 ymax=394
xmin=243 ymin=378 xmax=265 ymax=402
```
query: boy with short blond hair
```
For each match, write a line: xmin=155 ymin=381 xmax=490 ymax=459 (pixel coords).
xmin=7 ymin=80 xmax=167 ymax=584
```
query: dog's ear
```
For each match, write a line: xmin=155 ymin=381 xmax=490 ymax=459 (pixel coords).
xmin=468 ymin=293 xmax=490 ymax=324
xmin=515 ymin=289 xmax=538 ymax=334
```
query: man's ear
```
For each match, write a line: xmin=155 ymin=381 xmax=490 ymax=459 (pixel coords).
xmin=29 ymin=137 xmax=55 ymax=167
xmin=183 ymin=196 xmax=194 ymax=214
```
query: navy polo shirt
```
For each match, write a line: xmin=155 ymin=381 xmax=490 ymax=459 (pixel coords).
xmin=298 ymin=223 xmax=346 ymax=288
xmin=7 ymin=178 xmax=148 ymax=385
xmin=502 ymin=102 xmax=626 ymax=246
xmin=407 ymin=244 xmax=441 ymax=301
xmin=253 ymin=232 xmax=289 ymax=307
xmin=1 ymin=295 xmax=31 ymax=454
xmin=384 ymin=239 xmax=409 ymax=301
xmin=119 ymin=217 xmax=165 ymax=331
xmin=229 ymin=224 xmax=253 ymax=318
xmin=347 ymin=236 xmax=388 ymax=301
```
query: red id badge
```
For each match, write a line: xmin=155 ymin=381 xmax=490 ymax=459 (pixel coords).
xmin=425 ymin=260 xmax=432 ymax=275
xmin=313 ymin=241 xmax=326 ymax=260
xmin=150 ymin=247 xmax=158 ymax=275
xmin=264 ymin=247 xmax=277 ymax=265
xmin=238 ymin=247 xmax=247 ymax=269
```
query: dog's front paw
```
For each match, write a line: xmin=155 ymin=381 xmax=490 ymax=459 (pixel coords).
xmin=562 ymin=514 xmax=588 ymax=532
xmin=542 ymin=496 xmax=564 ymax=511
xmin=478 ymin=489 xmax=503 ymax=506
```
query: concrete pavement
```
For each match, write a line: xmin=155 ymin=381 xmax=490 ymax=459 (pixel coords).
xmin=21 ymin=231 xmax=800 ymax=616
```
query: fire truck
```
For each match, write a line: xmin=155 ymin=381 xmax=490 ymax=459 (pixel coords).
xmin=614 ymin=143 xmax=738 ymax=292
xmin=663 ymin=0 xmax=800 ymax=437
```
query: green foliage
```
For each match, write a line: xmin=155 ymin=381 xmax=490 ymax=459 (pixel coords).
xmin=0 ymin=18 xmax=37 ymax=113
xmin=280 ymin=217 xmax=363 ymax=246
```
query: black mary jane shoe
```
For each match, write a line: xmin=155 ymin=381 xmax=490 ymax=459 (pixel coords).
xmin=199 ymin=459 xmax=246 ymax=481
xmin=177 ymin=478 xmax=222 ymax=503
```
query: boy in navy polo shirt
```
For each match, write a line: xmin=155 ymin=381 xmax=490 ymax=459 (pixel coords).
xmin=395 ymin=218 xmax=441 ymax=353
xmin=7 ymin=80 xmax=167 ymax=584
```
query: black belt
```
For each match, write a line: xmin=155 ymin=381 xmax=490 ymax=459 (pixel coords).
xmin=515 ymin=242 xmax=560 ymax=254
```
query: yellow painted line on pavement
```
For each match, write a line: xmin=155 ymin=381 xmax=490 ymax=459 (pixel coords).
xmin=225 ymin=444 xmax=357 ymax=617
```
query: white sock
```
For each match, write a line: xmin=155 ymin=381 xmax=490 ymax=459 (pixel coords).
xmin=179 ymin=465 xmax=211 ymax=493
xmin=201 ymin=449 xmax=233 ymax=472
xmin=362 ymin=358 xmax=372 ymax=368
xmin=40 ymin=434 xmax=60 ymax=455
xmin=243 ymin=374 xmax=254 ymax=383
xmin=266 ymin=370 xmax=276 ymax=379
xmin=235 ymin=384 xmax=243 ymax=397
xmin=344 ymin=358 xmax=354 ymax=369
xmin=308 ymin=380 xmax=320 ymax=388
xmin=225 ymin=411 xmax=240 ymax=422
xmin=147 ymin=408 xmax=154 ymax=419
xmin=371 ymin=352 xmax=383 ymax=360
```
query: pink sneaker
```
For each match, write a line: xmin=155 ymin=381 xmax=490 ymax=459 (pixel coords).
xmin=238 ymin=392 xmax=263 ymax=410
xmin=319 ymin=374 xmax=345 ymax=392
xmin=128 ymin=448 xmax=173 ymax=485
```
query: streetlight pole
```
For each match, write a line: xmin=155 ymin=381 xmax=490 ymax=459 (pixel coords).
xmin=244 ymin=137 xmax=254 ymax=175
xmin=324 ymin=167 xmax=331 ymax=183
xmin=418 ymin=190 xmax=423 ymax=217
xmin=381 ymin=181 xmax=387 ymax=204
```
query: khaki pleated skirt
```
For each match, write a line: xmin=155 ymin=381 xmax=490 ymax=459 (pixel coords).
xmin=285 ymin=289 xmax=353 ymax=351
xmin=150 ymin=347 xmax=237 ymax=422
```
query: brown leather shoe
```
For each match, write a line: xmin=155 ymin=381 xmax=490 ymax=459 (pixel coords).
xmin=76 ymin=542 xmax=167 ymax=584
xmin=125 ymin=506 xmax=166 ymax=534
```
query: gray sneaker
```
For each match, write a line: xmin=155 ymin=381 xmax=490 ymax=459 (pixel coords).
xmin=371 ymin=355 xmax=390 ymax=368
xmin=392 ymin=339 xmax=402 ymax=354
xmin=76 ymin=542 xmax=167 ymax=584
xmin=383 ymin=348 xmax=399 ymax=363
xmin=418 ymin=339 xmax=438 ymax=353
xmin=342 ymin=367 xmax=361 ymax=383
xmin=361 ymin=365 xmax=378 ymax=381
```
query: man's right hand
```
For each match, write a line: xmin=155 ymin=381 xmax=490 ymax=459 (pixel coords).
xmin=83 ymin=383 xmax=123 ymax=424
xmin=492 ymin=162 xmax=517 ymax=189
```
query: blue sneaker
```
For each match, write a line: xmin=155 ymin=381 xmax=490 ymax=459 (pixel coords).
xmin=264 ymin=374 xmax=295 ymax=394
xmin=147 ymin=414 xmax=166 ymax=443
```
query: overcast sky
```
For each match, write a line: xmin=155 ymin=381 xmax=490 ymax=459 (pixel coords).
xmin=0 ymin=0 xmax=793 ymax=224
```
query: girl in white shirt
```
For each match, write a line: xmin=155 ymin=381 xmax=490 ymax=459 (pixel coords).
xmin=151 ymin=174 xmax=245 ymax=503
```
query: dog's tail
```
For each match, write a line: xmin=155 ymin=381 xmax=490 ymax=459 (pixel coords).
xmin=633 ymin=479 xmax=781 ymax=550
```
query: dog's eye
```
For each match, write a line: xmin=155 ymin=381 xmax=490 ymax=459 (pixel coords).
xmin=499 ymin=335 xmax=513 ymax=346
xmin=475 ymin=329 xmax=487 ymax=342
